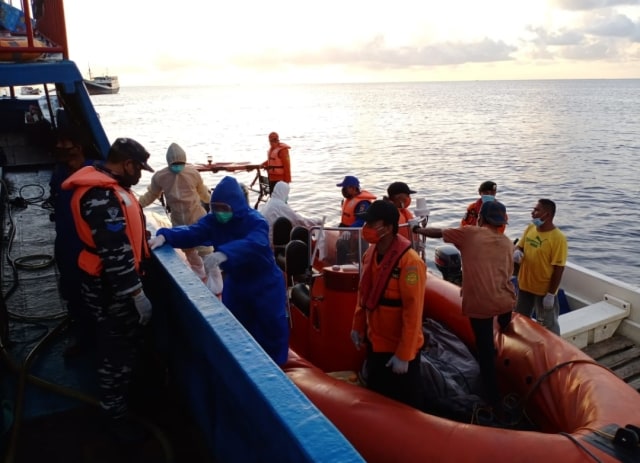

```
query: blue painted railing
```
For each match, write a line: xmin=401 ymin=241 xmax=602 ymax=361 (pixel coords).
xmin=148 ymin=244 xmax=364 ymax=462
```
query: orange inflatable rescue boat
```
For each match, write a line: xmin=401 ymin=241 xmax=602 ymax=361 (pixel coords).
xmin=281 ymin=229 xmax=640 ymax=463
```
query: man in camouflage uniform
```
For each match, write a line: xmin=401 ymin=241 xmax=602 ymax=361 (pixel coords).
xmin=62 ymin=138 xmax=154 ymax=427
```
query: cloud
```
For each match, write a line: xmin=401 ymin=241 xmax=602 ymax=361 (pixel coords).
xmin=553 ymin=0 xmax=640 ymax=10
xmin=583 ymin=12 xmax=640 ymax=39
xmin=232 ymin=36 xmax=517 ymax=70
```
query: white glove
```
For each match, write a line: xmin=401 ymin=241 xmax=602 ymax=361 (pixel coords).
xmin=340 ymin=231 xmax=351 ymax=241
xmin=408 ymin=218 xmax=420 ymax=233
xmin=385 ymin=355 xmax=409 ymax=374
xmin=203 ymin=252 xmax=228 ymax=272
xmin=513 ymin=248 xmax=524 ymax=264
xmin=132 ymin=291 xmax=152 ymax=325
xmin=350 ymin=330 xmax=363 ymax=350
xmin=205 ymin=263 xmax=224 ymax=295
xmin=148 ymin=235 xmax=166 ymax=250
xmin=543 ymin=293 xmax=555 ymax=309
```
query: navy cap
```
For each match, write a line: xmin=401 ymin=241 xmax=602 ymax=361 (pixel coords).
xmin=110 ymin=137 xmax=154 ymax=172
xmin=356 ymin=200 xmax=399 ymax=224
xmin=480 ymin=200 xmax=508 ymax=226
xmin=336 ymin=175 xmax=360 ymax=188
xmin=387 ymin=182 xmax=416 ymax=196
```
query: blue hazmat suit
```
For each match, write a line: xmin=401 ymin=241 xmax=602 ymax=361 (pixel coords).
xmin=156 ymin=176 xmax=289 ymax=365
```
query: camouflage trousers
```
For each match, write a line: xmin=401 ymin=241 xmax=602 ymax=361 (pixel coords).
xmin=82 ymin=280 xmax=141 ymax=419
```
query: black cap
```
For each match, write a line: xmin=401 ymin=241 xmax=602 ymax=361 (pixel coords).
xmin=387 ymin=182 xmax=416 ymax=197
xmin=356 ymin=200 xmax=399 ymax=224
xmin=479 ymin=200 xmax=508 ymax=226
xmin=478 ymin=181 xmax=497 ymax=193
xmin=109 ymin=138 xmax=154 ymax=172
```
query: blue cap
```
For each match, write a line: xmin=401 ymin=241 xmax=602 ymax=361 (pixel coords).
xmin=336 ymin=175 xmax=360 ymax=188
xmin=480 ymin=200 xmax=508 ymax=226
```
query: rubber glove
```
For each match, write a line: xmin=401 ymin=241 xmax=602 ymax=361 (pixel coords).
xmin=148 ymin=235 xmax=166 ymax=250
xmin=513 ymin=248 xmax=524 ymax=264
xmin=132 ymin=291 xmax=152 ymax=325
xmin=543 ymin=293 xmax=555 ymax=309
xmin=203 ymin=252 xmax=228 ymax=272
xmin=340 ymin=231 xmax=351 ymax=241
xmin=205 ymin=263 xmax=224 ymax=295
xmin=408 ymin=218 xmax=420 ymax=233
xmin=386 ymin=355 xmax=409 ymax=374
xmin=350 ymin=330 xmax=363 ymax=350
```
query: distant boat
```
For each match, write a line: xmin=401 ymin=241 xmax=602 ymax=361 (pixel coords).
xmin=20 ymin=86 xmax=41 ymax=95
xmin=84 ymin=67 xmax=119 ymax=95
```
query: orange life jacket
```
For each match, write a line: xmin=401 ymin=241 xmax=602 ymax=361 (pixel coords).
xmin=398 ymin=207 xmax=414 ymax=239
xmin=66 ymin=166 xmax=149 ymax=276
xmin=266 ymin=143 xmax=291 ymax=182
xmin=360 ymin=235 xmax=412 ymax=311
xmin=340 ymin=190 xmax=376 ymax=226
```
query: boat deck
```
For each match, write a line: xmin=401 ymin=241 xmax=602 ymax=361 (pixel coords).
xmin=583 ymin=335 xmax=640 ymax=392
xmin=1 ymin=169 xmax=213 ymax=462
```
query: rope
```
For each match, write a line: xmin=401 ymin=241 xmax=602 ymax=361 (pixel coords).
xmin=13 ymin=254 xmax=54 ymax=270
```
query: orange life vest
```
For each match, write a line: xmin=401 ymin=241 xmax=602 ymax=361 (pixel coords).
xmin=65 ymin=166 xmax=149 ymax=276
xmin=266 ymin=143 xmax=291 ymax=182
xmin=340 ymin=190 xmax=376 ymax=226
xmin=398 ymin=207 xmax=414 ymax=239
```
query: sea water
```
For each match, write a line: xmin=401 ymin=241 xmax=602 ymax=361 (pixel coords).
xmin=91 ymin=79 xmax=640 ymax=286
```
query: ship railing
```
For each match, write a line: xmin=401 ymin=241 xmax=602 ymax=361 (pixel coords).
xmin=1 ymin=0 xmax=68 ymax=58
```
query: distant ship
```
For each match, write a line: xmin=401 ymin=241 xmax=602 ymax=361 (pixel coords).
xmin=84 ymin=67 xmax=119 ymax=95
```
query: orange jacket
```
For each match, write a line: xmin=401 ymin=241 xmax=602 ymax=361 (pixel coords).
xmin=353 ymin=236 xmax=426 ymax=361
xmin=462 ymin=198 xmax=507 ymax=234
xmin=264 ymin=142 xmax=291 ymax=183
xmin=398 ymin=207 xmax=414 ymax=239
xmin=66 ymin=166 xmax=149 ymax=276
xmin=340 ymin=190 xmax=376 ymax=226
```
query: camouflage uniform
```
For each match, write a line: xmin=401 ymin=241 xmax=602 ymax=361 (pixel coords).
xmin=77 ymin=176 xmax=146 ymax=419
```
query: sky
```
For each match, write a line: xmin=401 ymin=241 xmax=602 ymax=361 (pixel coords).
xmin=61 ymin=0 xmax=640 ymax=86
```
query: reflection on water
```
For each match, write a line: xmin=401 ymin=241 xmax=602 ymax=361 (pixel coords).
xmin=93 ymin=80 xmax=640 ymax=286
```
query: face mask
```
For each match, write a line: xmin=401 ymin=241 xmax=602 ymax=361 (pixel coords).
xmin=532 ymin=217 xmax=545 ymax=227
xmin=341 ymin=187 xmax=351 ymax=199
xmin=403 ymin=197 xmax=411 ymax=209
xmin=481 ymin=195 xmax=495 ymax=203
xmin=170 ymin=164 xmax=185 ymax=174
xmin=215 ymin=211 xmax=233 ymax=223
xmin=362 ymin=224 xmax=387 ymax=244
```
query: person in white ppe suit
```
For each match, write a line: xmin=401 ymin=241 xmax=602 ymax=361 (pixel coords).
xmin=258 ymin=181 xmax=323 ymax=245
xmin=138 ymin=143 xmax=218 ymax=291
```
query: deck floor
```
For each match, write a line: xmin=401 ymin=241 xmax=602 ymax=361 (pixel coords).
xmin=582 ymin=335 xmax=640 ymax=392
xmin=1 ymin=169 xmax=214 ymax=462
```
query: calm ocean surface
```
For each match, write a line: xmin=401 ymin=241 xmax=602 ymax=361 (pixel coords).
xmin=91 ymin=80 xmax=640 ymax=287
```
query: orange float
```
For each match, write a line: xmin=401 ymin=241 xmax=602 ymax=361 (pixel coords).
xmin=284 ymin=270 xmax=640 ymax=462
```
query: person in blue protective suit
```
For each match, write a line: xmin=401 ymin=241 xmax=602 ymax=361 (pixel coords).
xmin=148 ymin=176 xmax=290 ymax=365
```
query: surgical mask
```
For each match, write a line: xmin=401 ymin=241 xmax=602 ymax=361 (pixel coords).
xmin=362 ymin=224 xmax=387 ymax=244
xmin=341 ymin=187 xmax=351 ymax=199
xmin=403 ymin=197 xmax=411 ymax=209
xmin=481 ymin=195 xmax=495 ymax=203
xmin=215 ymin=211 xmax=233 ymax=223
xmin=532 ymin=217 xmax=545 ymax=227
xmin=170 ymin=164 xmax=185 ymax=174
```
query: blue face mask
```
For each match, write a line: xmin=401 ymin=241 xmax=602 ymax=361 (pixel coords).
xmin=532 ymin=217 xmax=545 ymax=227
xmin=170 ymin=164 xmax=185 ymax=174
xmin=215 ymin=211 xmax=233 ymax=223
xmin=481 ymin=195 xmax=495 ymax=203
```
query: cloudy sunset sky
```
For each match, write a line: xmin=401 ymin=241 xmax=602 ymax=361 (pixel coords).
xmin=63 ymin=0 xmax=640 ymax=85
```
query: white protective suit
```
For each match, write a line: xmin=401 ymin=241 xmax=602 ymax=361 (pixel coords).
xmin=139 ymin=143 xmax=216 ymax=288
xmin=259 ymin=181 xmax=322 ymax=245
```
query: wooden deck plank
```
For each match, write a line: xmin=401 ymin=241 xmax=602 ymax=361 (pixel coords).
xmin=582 ymin=335 xmax=636 ymax=360
xmin=597 ymin=346 xmax=640 ymax=370
xmin=610 ymin=360 xmax=640 ymax=382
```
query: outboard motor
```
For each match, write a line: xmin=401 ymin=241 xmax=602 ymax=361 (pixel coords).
xmin=434 ymin=244 xmax=462 ymax=285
